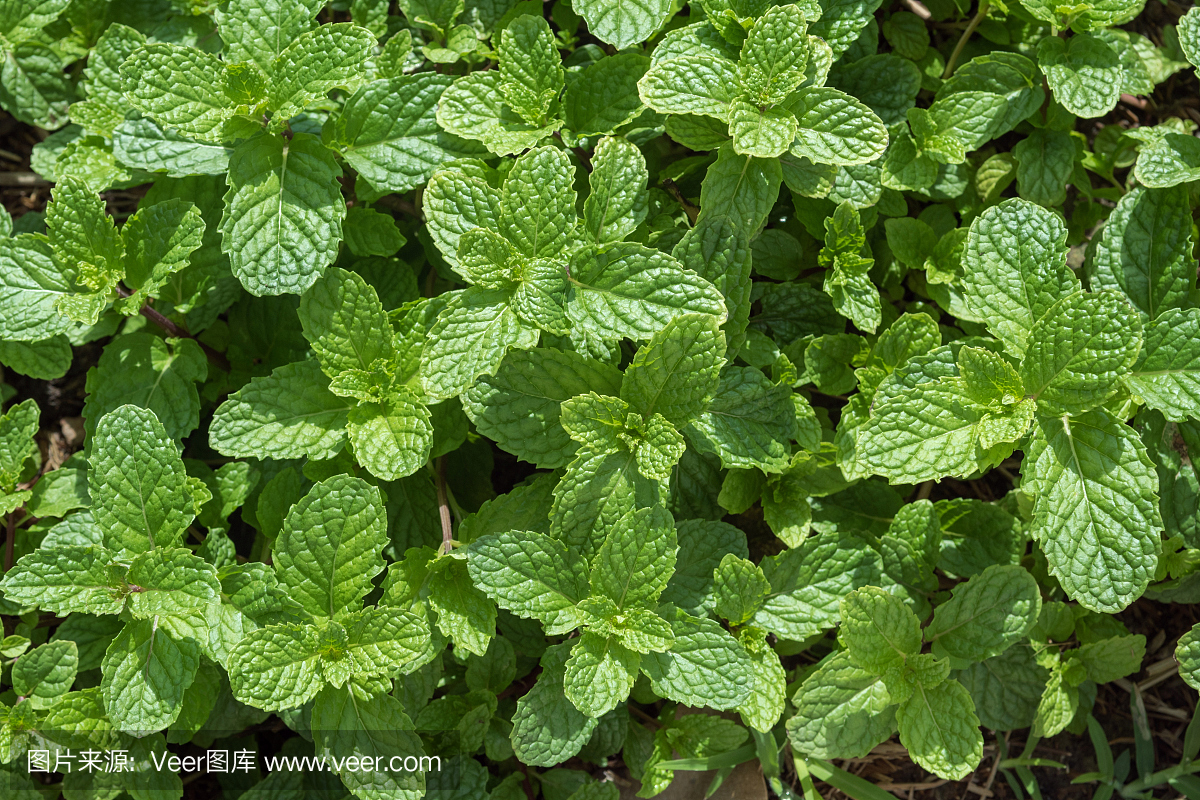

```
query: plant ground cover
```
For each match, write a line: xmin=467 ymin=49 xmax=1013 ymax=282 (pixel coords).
xmin=0 ymin=0 xmax=1199 ymax=799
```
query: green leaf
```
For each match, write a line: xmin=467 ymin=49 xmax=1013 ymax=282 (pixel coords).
xmin=112 ymin=121 xmax=232 ymax=182
xmin=0 ymin=546 xmax=124 ymax=615
xmin=118 ymin=199 xmax=206 ymax=313
xmin=621 ymin=314 xmax=725 ymax=429
xmin=563 ymin=632 xmax=639 ymax=718
xmin=1019 ymin=291 xmax=1142 ymax=416
xmin=426 ymin=557 xmax=495 ymax=657
xmin=1179 ymin=6 xmax=1200 ymax=67
xmin=225 ymin=623 xmax=324 ymax=711
xmin=436 ymin=71 xmax=560 ymax=157
xmin=819 ymin=201 xmax=880 ymax=333
xmin=275 ymin=475 xmax=388 ymax=619
xmin=82 ymin=334 xmax=208 ymax=441
xmin=584 ymin=136 xmax=648 ymax=245
xmin=0 ymin=397 xmax=36 ymax=494
xmin=687 ymin=366 xmax=796 ymax=473
xmin=420 ymin=286 xmax=540 ymax=400
xmin=562 ymin=53 xmax=650 ymax=137
xmin=299 ymin=267 xmax=392 ymax=376
xmin=754 ymin=531 xmax=884 ymax=639
xmin=728 ymin=100 xmax=798 ymax=158
xmin=739 ymin=4 xmax=810 ymax=106
xmin=896 ymin=681 xmax=983 ymax=781
xmin=0 ymin=235 xmax=75 ymax=341
xmin=511 ymin=643 xmax=599 ymax=766
xmin=45 ymin=176 xmax=122 ymax=292
xmin=551 ymin=446 xmax=662 ymax=561
xmin=329 ymin=74 xmax=481 ymax=194
xmin=1124 ymin=307 xmax=1200 ymax=422
xmin=1134 ymin=132 xmax=1200 ymax=189
xmin=856 ymin=377 xmax=998 ymax=483
xmin=90 ymin=405 xmax=194 ymax=554
xmin=566 ymin=242 xmax=727 ymax=347
xmin=0 ymin=42 xmax=72 ymax=129
xmin=956 ymin=645 xmax=1047 ymax=731
xmin=641 ymin=609 xmax=754 ymax=710
xmin=466 ymin=530 xmax=590 ymax=634
xmin=498 ymin=15 xmax=563 ymax=125
xmin=961 ymin=198 xmax=1079 ymax=358
xmin=1029 ymin=410 xmax=1163 ymax=613
xmin=463 ymin=347 xmax=622 ymax=469
xmin=267 ymin=23 xmax=372 ymax=119
xmin=213 ymin=0 xmax=322 ymax=73
xmin=12 ymin=639 xmax=77 ymax=709
xmin=1090 ymin=185 xmax=1195 ymax=321
xmin=346 ymin=393 xmax=433 ymax=481
xmin=102 ymin=616 xmax=201 ymax=732
xmin=1075 ymin=634 xmax=1145 ymax=683
xmin=712 ymin=554 xmax=769 ymax=625
xmin=126 ymin=548 xmax=220 ymax=620
xmin=120 ymin=44 xmax=236 ymax=144
xmin=573 ymin=0 xmax=672 ymax=50
xmin=785 ymin=87 xmax=889 ymax=167
xmin=1013 ymin=129 xmax=1077 ymax=208
xmin=220 ymin=133 xmax=345 ymax=296
xmin=786 ymin=650 xmax=896 ymax=759
xmin=0 ymin=336 xmax=71 ymax=380
xmin=838 ymin=586 xmax=921 ymax=675
xmin=590 ymin=505 xmax=677 ymax=611
xmin=926 ymin=565 xmax=1041 ymax=662
xmin=310 ymin=684 xmax=426 ymax=800
xmin=638 ymin=56 xmax=740 ymax=120
xmin=342 ymin=206 xmax=406 ymax=258
xmin=209 ymin=360 xmax=353 ymax=460
xmin=500 ymin=147 xmax=577 ymax=258
xmin=1037 ymin=34 xmax=1121 ymax=119
xmin=1177 ymin=624 xmax=1200 ymax=691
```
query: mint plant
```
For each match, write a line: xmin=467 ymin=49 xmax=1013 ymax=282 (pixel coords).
xmin=0 ymin=0 xmax=1198 ymax=798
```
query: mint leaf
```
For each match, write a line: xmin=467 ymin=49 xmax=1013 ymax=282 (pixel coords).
xmin=926 ymin=565 xmax=1041 ymax=662
xmin=688 ymin=366 xmax=796 ymax=473
xmin=573 ymin=0 xmax=672 ymax=50
xmin=498 ymin=15 xmax=563 ymax=125
xmin=1029 ymin=411 xmax=1162 ymax=613
xmin=220 ymin=133 xmax=345 ymax=296
xmin=467 ymin=530 xmax=590 ymax=634
xmin=786 ymin=87 xmax=889 ymax=167
xmin=641 ymin=609 xmax=754 ymax=710
xmin=90 ymin=405 xmax=195 ymax=554
xmin=563 ymin=632 xmax=639 ymax=718
xmin=1089 ymin=185 xmax=1195 ymax=320
xmin=896 ymin=680 xmax=983 ymax=780
xmin=120 ymin=43 xmax=237 ymax=143
xmin=838 ymin=586 xmax=921 ymax=675
xmin=511 ymin=643 xmax=599 ymax=766
xmin=787 ymin=650 xmax=896 ymax=759
xmin=209 ymin=360 xmax=353 ymax=460
xmin=274 ymin=475 xmax=388 ymax=619
xmin=102 ymin=615 xmax=201 ymax=733
xmin=1018 ymin=290 xmax=1142 ymax=416
xmin=621 ymin=313 xmax=725 ymax=429
xmin=1124 ymin=307 xmax=1200 ymax=422
xmin=584 ymin=137 xmax=649 ymax=245
xmin=1037 ymin=33 xmax=1121 ymax=119
xmin=961 ymin=198 xmax=1079 ymax=358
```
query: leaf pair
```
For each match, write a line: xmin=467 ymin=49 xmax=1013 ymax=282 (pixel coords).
xmin=2 ymin=406 xmax=220 ymax=732
xmin=639 ymin=7 xmax=888 ymax=161
xmin=790 ymin=566 xmax=1040 ymax=780
xmin=225 ymin=475 xmax=433 ymax=712
xmin=211 ymin=268 xmax=435 ymax=480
